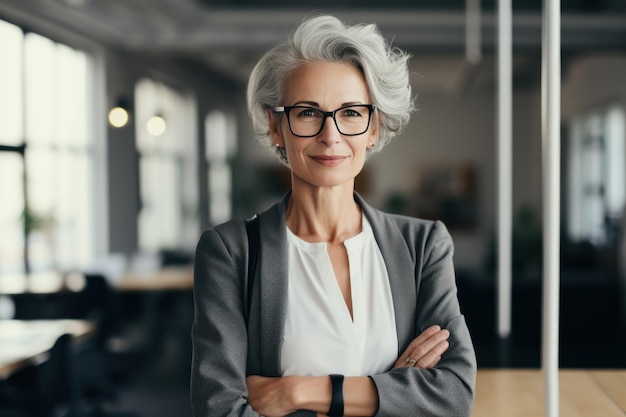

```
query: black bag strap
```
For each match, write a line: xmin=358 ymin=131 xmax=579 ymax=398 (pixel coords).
xmin=245 ymin=215 xmax=260 ymax=323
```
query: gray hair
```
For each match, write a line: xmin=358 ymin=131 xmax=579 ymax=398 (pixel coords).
xmin=246 ymin=15 xmax=414 ymax=163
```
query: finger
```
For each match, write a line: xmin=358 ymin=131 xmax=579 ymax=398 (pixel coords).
xmin=393 ymin=327 xmax=451 ymax=368
xmin=410 ymin=325 xmax=442 ymax=347
xmin=414 ymin=340 xmax=449 ymax=369
xmin=397 ymin=328 xmax=449 ymax=366
xmin=394 ymin=326 xmax=442 ymax=366
xmin=410 ymin=332 xmax=449 ymax=363
xmin=409 ymin=327 xmax=449 ymax=355
xmin=419 ymin=355 xmax=442 ymax=369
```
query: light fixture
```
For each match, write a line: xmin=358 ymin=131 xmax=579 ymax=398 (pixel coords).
xmin=108 ymin=98 xmax=131 ymax=128
xmin=146 ymin=114 xmax=166 ymax=136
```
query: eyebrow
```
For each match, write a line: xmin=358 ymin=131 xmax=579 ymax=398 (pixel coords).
xmin=290 ymin=101 xmax=367 ymax=108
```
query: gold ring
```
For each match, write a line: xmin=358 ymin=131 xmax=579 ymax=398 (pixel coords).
xmin=405 ymin=357 xmax=417 ymax=367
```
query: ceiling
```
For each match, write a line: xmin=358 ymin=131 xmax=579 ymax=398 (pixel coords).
xmin=0 ymin=0 xmax=625 ymax=92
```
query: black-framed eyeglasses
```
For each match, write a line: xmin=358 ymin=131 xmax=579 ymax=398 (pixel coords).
xmin=273 ymin=104 xmax=376 ymax=138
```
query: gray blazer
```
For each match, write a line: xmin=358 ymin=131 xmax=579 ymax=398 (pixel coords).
xmin=191 ymin=192 xmax=476 ymax=417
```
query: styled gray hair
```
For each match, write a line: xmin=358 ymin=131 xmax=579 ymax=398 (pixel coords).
xmin=246 ymin=15 xmax=414 ymax=162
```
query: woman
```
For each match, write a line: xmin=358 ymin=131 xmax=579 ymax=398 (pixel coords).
xmin=191 ymin=15 xmax=476 ymax=417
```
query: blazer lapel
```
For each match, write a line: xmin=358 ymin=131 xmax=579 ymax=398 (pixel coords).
xmin=256 ymin=193 xmax=290 ymax=376
xmin=356 ymin=194 xmax=417 ymax=352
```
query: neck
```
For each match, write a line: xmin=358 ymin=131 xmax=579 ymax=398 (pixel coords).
xmin=286 ymin=183 xmax=361 ymax=244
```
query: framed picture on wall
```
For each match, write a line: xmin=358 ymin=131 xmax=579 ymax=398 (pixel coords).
xmin=412 ymin=162 xmax=478 ymax=231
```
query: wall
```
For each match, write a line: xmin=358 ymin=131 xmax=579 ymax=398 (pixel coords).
xmin=368 ymin=91 xmax=495 ymax=270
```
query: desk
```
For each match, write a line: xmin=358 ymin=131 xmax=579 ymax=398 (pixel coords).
xmin=113 ymin=266 xmax=193 ymax=292
xmin=0 ymin=267 xmax=193 ymax=377
xmin=0 ymin=319 xmax=96 ymax=379
xmin=472 ymin=369 xmax=626 ymax=417
xmin=0 ymin=266 xmax=194 ymax=295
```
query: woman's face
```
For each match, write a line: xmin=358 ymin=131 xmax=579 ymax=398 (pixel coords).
xmin=270 ymin=61 xmax=377 ymax=191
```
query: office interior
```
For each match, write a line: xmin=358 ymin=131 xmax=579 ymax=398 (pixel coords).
xmin=0 ymin=1 xmax=625 ymax=416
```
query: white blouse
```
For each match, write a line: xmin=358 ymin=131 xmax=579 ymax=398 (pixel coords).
xmin=280 ymin=215 xmax=398 ymax=377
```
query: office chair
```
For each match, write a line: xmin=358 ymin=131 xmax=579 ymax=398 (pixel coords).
xmin=0 ymin=333 xmax=81 ymax=417
xmin=0 ymin=333 xmax=140 ymax=417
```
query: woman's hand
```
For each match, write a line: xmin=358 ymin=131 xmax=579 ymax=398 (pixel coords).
xmin=246 ymin=375 xmax=298 ymax=417
xmin=393 ymin=325 xmax=450 ymax=369
xmin=247 ymin=375 xmax=328 ymax=417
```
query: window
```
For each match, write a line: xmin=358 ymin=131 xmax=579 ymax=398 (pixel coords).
xmin=205 ymin=110 xmax=237 ymax=225
xmin=567 ymin=104 xmax=625 ymax=245
xmin=135 ymin=78 xmax=198 ymax=252
xmin=0 ymin=20 xmax=24 ymax=275
xmin=0 ymin=19 xmax=95 ymax=274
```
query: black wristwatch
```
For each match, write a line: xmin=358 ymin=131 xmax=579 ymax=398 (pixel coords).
xmin=327 ymin=374 xmax=344 ymax=417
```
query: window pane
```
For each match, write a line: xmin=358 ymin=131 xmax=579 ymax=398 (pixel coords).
xmin=24 ymin=33 xmax=55 ymax=145
xmin=604 ymin=106 xmax=625 ymax=219
xmin=205 ymin=110 xmax=235 ymax=225
xmin=206 ymin=111 xmax=228 ymax=160
xmin=138 ymin=156 xmax=181 ymax=251
xmin=1 ymin=24 xmax=95 ymax=274
xmin=136 ymin=79 xmax=179 ymax=154
xmin=56 ymin=152 xmax=91 ymax=267
xmin=0 ymin=20 xmax=24 ymax=145
xmin=24 ymin=34 xmax=93 ymax=270
xmin=55 ymin=44 xmax=89 ymax=146
xmin=209 ymin=162 xmax=232 ymax=225
xmin=0 ymin=153 xmax=25 ymax=274
xmin=25 ymin=147 xmax=56 ymax=271
xmin=568 ymin=104 xmax=626 ymax=245
xmin=135 ymin=78 xmax=198 ymax=252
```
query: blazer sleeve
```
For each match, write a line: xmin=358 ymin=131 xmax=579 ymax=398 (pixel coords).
xmin=369 ymin=221 xmax=477 ymax=417
xmin=190 ymin=226 xmax=260 ymax=417
xmin=190 ymin=225 xmax=316 ymax=417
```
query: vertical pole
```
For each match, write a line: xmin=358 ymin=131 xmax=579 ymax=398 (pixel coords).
xmin=497 ymin=0 xmax=513 ymax=339
xmin=541 ymin=0 xmax=561 ymax=416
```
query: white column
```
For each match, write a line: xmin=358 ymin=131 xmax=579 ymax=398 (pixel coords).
xmin=541 ymin=0 xmax=561 ymax=416
xmin=497 ymin=0 xmax=513 ymax=339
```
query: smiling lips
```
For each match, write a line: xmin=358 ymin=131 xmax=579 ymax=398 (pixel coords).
xmin=310 ymin=155 xmax=348 ymax=166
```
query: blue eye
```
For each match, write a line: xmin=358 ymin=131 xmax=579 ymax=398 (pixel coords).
xmin=343 ymin=108 xmax=362 ymax=117
xmin=295 ymin=108 xmax=322 ymax=118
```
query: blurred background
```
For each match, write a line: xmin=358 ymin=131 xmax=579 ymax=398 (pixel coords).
xmin=0 ymin=0 xmax=625 ymax=416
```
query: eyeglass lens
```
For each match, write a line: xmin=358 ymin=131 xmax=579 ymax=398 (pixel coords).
xmin=286 ymin=105 xmax=372 ymax=137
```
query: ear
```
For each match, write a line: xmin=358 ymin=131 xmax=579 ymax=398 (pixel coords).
xmin=369 ymin=113 xmax=381 ymax=144
xmin=268 ymin=110 xmax=286 ymax=148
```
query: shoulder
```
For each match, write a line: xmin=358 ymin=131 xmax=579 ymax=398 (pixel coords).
xmin=360 ymin=197 xmax=451 ymax=245
xmin=387 ymin=212 xmax=451 ymax=243
xmin=358 ymin=197 xmax=454 ymax=268
xmin=378 ymin=210 xmax=439 ymax=232
xmin=383 ymin=211 xmax=452 ymax=250
xmin=195 ymin=219 xmax=248 ymax=265
xmin=196 ymin=195 xmax=286 ymax=255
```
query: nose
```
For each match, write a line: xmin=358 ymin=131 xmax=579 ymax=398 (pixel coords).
xmin=317 ymin=113 xmax=341 ymax=146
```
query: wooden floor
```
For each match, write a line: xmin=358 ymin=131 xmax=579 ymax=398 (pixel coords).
xmin=472 ymin=369 xmax=626 ymax=417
